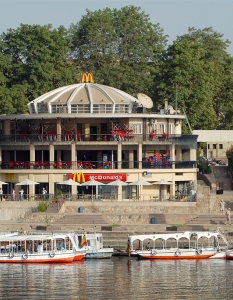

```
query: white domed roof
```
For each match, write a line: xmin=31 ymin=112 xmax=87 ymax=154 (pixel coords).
xmin=28 ymin=83 xmax=141 ymax=114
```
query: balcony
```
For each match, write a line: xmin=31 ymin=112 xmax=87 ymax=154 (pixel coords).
xmin=0 ymin=160 xmax=197 ymax=170
xmin=0 ymin=133 xmax=197 ymax=146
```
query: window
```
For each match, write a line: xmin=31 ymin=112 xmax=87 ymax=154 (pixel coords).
xmin=160 ymin=124 xmax=165 ymax=133
xmin=38 ymin=103 xmax=48 ymax=113
xmin=93 ymin=104 xmax=112 ymax=113
xmin=71 ymin=105 xmax=77 ymax=113
xmin=29 ymin=103 xmax=36 ymax=114
xmin=169 ymin=124 xmax=173 ymax=134
xmin=115 ymin=104 xmax=129 ymax=113
xmin=51 ymin=105 xmax=67 ymax=113
xmin=106 ymin=104 xmax=112 ymax=113
xmin=132 ymin=123 xmax=142 ymax=134
xmin=213 ymin=144 xmax=216 ymax=149
xmin=76 ymin=104 xmax=90 ymax=113
xmin=93 ymin=104 xmax=99 ymax=113
xmin=219 ymin=144 xmax=223 ymax=149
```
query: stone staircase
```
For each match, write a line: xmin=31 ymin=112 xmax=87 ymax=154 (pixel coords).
xmin=51 ymin=213 xmax=109 ymax=227
xmin=46 ymin=201 xmax=63 ymax=213
xmin=186 ymin=214 xmax=226 ymax=225
xmin=213 ymin=166 xmax=232 ymax=191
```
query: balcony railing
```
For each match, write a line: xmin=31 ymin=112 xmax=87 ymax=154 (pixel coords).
xmin=0 ymin=133 xmax=197 ymax=145
xmin=1 ymin=193 xmax=196 ymax=202
xmin=0 ymin=160 xmax=197 ymax=170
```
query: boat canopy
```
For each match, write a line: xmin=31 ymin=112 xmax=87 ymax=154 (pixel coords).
xmin=128 ymin=231 xmax=219 ymax=243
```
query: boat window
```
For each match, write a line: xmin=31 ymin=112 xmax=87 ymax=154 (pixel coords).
xmin=89 ymin=239 xmax=96 ymax=247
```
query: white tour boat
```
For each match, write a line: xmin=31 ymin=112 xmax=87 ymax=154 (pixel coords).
xmin=128 ymin=229 xmax=227 ymax=260
xmin=0 ymin=232 xmax=85 ymax=263
xmin=75 ymin=233 xmax=114 ymax=259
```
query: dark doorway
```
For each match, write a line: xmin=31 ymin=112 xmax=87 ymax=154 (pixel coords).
xmin=90 ymin=126 xmax=97 ymax=141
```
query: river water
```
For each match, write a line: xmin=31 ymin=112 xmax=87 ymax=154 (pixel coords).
xmin=0 ymin=257 xmax=233 ymax=299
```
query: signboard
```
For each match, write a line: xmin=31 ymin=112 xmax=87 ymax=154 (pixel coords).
xmin=68 ymin=172 xmax=127 ymax=182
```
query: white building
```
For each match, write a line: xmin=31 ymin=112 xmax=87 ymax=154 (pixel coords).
xmin=0 ymin=74 xmax=198 ymax=201
xmin=193 ymin=130 xmax=232 ymax=160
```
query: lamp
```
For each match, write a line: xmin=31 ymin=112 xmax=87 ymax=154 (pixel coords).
xmin=143 ymin=171 xmax=147 ymax=176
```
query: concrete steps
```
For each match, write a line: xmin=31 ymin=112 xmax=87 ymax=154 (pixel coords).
xmin=46 ymin=201 xmax=63 ymax=213
xmin=186 ymin=214 xmax=227 ymax=225
xmin=52 ymin=213 xmax=109 ymax=225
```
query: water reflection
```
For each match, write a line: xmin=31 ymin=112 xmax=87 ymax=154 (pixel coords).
xmin=0 ymin=258 xmax=233 ymax=299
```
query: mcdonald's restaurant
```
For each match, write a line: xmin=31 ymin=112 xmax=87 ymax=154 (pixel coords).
xmin=0 ymin=74 xmax=197 ymax=201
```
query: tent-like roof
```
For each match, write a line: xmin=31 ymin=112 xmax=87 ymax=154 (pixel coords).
xmin=28 ymin=83 xmax=141 ymax=115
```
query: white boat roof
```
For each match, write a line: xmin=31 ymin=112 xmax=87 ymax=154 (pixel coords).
xmin=128 ymin=231 xmax=219 ymax=243
xmin=76 ymin=233 xmax=102 ymax=238
xmin=0 ymin=233 xmax=71 ymax=242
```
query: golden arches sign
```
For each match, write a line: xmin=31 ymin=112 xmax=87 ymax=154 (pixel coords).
xmin=80 ymin=73 xmax=94 ymax=83
xmin=72 ymin=172 xmax=86 ymax=183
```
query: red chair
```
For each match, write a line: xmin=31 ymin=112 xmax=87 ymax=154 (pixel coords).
xmin=43 ymin=162 xmax=49 ymax=168
xmin=57 ymin=161 xmax=63 ymax=169
xmin=66 ymin=162 xmax=72 ymax=169
xmin=76 ymin=130 xmax=82 ymax=141
xmin=77 ymin=161 xmax=83 ymax=169
xmin=9 ymin=162 xmax=15 ymax=168
xmin=64 ymin=131 xmax=71 ymax=141
xmin=104 ymin=162 xmax=111 ymax=168
xmin=35 ymin=162 xmax=40 ymax=169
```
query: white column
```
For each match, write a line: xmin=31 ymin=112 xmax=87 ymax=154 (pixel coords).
xmin=117 ymin=143 xmax=122 ymax=169
xmin=138 ymin=143 xmax=142 ymax=169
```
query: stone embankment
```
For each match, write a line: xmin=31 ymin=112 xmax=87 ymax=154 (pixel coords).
xmin=1 ymin=171 xmax=233 ymax=250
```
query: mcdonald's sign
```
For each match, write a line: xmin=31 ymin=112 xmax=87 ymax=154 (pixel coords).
xmin=71 ymin=172 xmax=86 ymax=183
xmin=69 ymin=173 xmax=127 ymax=183
xmin=80 ymin=73 xmax=94 ymax=83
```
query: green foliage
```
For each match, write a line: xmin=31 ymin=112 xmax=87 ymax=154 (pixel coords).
xmin=199 ymin=142 xmax=207 ymax=149
xmin=226 ymin=145 xmax=233 ymax=168
xmin=154 ymin=27 xmax=233 ymax=131
xmin=37 ymin=200 xmax=48 ymax=212
xmin=55 ymin=189 xmax=63 ymax=199
xmin=197 ymin=161 xmax=212 ymax=174
xmin=0 ymin=24 xmax=77 ymax=114
xmin=70 ymin=6 xmax=167 ymax=98
xmin=0 ymin=9 xmax=233 ymax=131
xmin=196 ymin=149 xmax=201 ymax=159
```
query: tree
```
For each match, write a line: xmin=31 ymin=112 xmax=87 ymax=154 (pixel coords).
xmin=70 ymin=6 xmax=167 ymax=97
xmin=0 ymin=24 xmax=76 ymax=114
xmin=153 ymin=27 xmax=233 ymax=132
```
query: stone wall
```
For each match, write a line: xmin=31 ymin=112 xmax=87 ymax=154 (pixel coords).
xmin=0 ymin=201 xmax=38 ymax=221
xmin=64 ymin=201 xmax=197 ymax=214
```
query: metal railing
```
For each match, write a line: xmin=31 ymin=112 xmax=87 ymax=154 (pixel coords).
xmin=0 ymin=193 xmax=196 ymax=202
xmin=0 ymin=133 xmax=197 ymax=146
xmin=0 ymin=160 xmax=197 ymax=170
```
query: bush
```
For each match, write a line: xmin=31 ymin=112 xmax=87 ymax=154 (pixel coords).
xmin=55 ymin=189 xmax=63 ymax=199
xmin=37 ymin=200 xmax=48 ymax=212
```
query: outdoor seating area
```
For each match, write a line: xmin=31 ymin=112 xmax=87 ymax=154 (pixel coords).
xmin=18 ymin=129 xmax=83 ymax=142
xmin=143 ymin=153 xmax=171 ymax=168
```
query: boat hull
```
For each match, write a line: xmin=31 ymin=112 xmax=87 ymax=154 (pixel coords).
xmin=226 ymin=250 xmax=233 ymax=259
xmin=209 ymin=251 xmax=226 ymax=259
xmin=84 ymin=251 xmax=113 ymax=259
xmin=73 ymin=253 xmax=86 ymax=261
xmin=0 ymin=252 xmax=75 ymax=263
xmin=135 ymin=249 xmax=217 ymax=260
